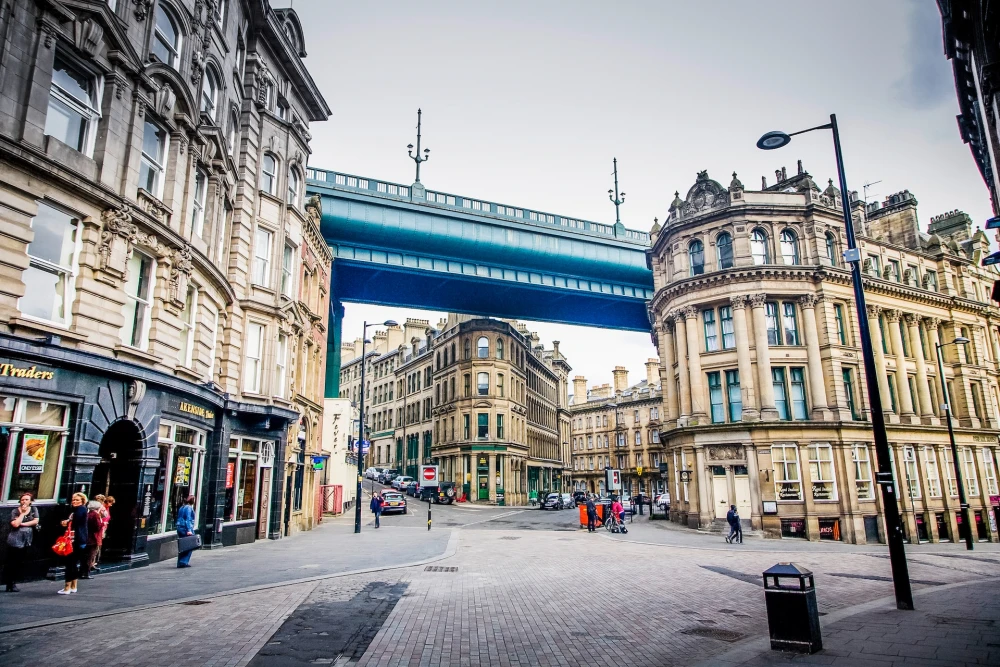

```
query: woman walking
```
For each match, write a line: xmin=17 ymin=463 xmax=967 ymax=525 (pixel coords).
xmin=59 ymin=492 xmax=89 ymax=595
xmin=4 ymin=492 xmax=39 ymax=592
xmin=83 ymin=498 xmax=104 ymax=578
xmin=176 ymin=495 xmax=196 ymax=568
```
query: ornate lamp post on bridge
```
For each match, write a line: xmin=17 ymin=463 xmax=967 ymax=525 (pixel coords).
xmin=407 ymin=109 xmax=431 ymax=189
xmin=608 ymin=158 xmax=626 ymax=226
xmin=756 ymin=114 xmax=913 ymax=610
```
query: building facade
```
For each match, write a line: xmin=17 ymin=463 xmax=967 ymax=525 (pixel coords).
xmin=648 ymin=166 xmax=1000 ymax=544
xmin=568 ymin=362 xmax=664 ymax=497
xmin=0 ymin=0 xmax=329 ymax=576
xmin=338 ymin=314 xmax=572 ymax=504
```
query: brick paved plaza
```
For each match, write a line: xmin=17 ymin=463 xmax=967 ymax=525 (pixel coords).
xmin=1 ymin=501 xmax=998 ymax=666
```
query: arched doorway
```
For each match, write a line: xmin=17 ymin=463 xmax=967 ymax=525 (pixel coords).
xmin=91 ymin=419 xmax=143 ymax=562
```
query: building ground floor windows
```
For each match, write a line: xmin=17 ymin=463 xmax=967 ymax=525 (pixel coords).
xmin=662 ymin=431 xmax=1000 ymax=545
xmin=0 ymin=335 xmax=299 ymax=581
xmin=431 ymin=446 xmax=565 ymax=506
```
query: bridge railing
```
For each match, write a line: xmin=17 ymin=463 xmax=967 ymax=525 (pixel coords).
xmin=306 ymin=167 xmax=650 ymax=246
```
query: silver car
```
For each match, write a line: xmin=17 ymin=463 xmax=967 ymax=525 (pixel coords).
xmin=559 ymin=493 xmax=575 ymax=509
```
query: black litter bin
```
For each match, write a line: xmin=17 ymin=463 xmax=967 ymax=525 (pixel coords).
xmin=762 ymin=563 xmax=822 ymax=653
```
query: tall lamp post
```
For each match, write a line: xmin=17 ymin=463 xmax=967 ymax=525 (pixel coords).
xmin=757 ymin=114 xmax=914 ymax=610
xmin=355 ymin=319 xmax=399 ymax=534
xmin=935 ymin=336 xmax=974 ymax=550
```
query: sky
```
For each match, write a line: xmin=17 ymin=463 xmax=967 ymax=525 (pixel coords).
xmin=279 ymin=0 xmax=994 ymax=390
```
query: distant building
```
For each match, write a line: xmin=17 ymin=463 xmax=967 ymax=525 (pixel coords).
xmin=338 ymin=314 xmax=572 ymax=504
xmin=648 ymin=166 xmax=1000 ymax=544
xmin=568 ymin=362 xmax=664 ymax=497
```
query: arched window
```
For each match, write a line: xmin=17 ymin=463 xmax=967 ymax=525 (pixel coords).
xmin=200 ymin=66 xmax=219 ymax=121
xmin=780 ymin=230 xmax=799 ymax=265
xmin=496 ymin=338 xmax=504 ymax=360
xmin=463 ymin=339 xmax=471 ymax=360
xmin=825 ymin=232 xmax=837 ymax=266
xmin=228 ymin=110 xmax=239 ymax=157
xmin=688 ymin=239 xmax=705 ymax=276
xmin=152 ymin=4 xmax=182 ymax=68
xmin=287 ymin=167 xmax=300 ymax=206
xmin=750 ymin=228 xmax=770 ymax=265
xmin=260 ymin=154 xmax=276 ymax=194
xmin=477 ymin=336 xmax=489 ymax=358
xmin=716 ymin=232 xmax=733 ymax=269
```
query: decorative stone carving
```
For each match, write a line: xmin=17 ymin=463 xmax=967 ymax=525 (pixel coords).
xmin=305 ymin=194 xmax=322 ymax=224
xmin=748 ymin=293 xmax=768 ymax=309
xmin=882 ymin=266 xmax=894 ymax=280
xmin=903 ymin=313 xmax=920 ymax=326
xmin=137 ymin=189 xmax=170 ymax=225
xmin=884 ymin=308 xmax=901 ymax=323
xmin=133 ymin=0 xmax=153 ymax=22
xmin=798 ymin=294 xmax=818 ymax=309
xmin=112 ymin=72 xmax=130 ymax=100
xmin=681 ymin=305 xmax=699 ymax=319
xmin=127 ymin=380 xmax=147 ymax=420
xmin=670 ymin=310 xmax=686 ymax=324
xmin=73 ymin=18 xmax=104 ymax=56
xmin=98 ymin=205 xmax=139 ymax=282
xmin=708 ymin=445 xmax=745 ymax=461
xmin=40 ymin=22 xmax=56 ymax=49
xmin=153 ymin=83 xmax=175 ymax=117
xmin=729 ymin=294 xmax=748 ymax=309
xmin=167 ymin=245 xmax=193 ymax=307
xmin=925 ymin=316 xmax=941 ymax=329
xmin=921 ymin=273 xmax=934 ymax=289
xmin=866 ymin=304 xmax=882 ymax=319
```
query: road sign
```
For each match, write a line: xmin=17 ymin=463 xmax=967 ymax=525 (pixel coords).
xmin=606 ymin=468 xmax=622 ymax=491
xmin=421 ymin=465 xmax=439 ymax=486
xmin=636 ymin=466 xmax=643 ymax=476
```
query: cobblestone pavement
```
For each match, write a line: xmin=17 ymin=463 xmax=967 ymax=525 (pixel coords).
xmin=2 ymin=505 xmax=998 ymax=666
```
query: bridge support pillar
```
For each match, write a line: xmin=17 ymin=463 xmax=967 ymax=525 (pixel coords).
xmin=325 ymin=296 xmax=345 ymax=399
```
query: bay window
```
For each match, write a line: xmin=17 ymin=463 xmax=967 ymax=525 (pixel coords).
xmin=190 ymin=168 xmax=208 ymax=238
xmin=280 ymin=243 xmax=295 ymax=297
xmin=252 ymin=227 xmax=272 ymax=286
xmin=177 ymin=285 xmax=197 ymax=367
xmin=120 ymin=251 xmax=154 ymax=349
xmin=243 ymin=322 xmax=264 ymax=393
xmin=45 ymin=54 xmax=101 ymax=155
xmin=725 ymin=370 xmax=742 ymax=422
xmin=274 ymin=333 xmax=288 ymax=398
xmin=703 ymin=309 xmax=718 ymax=352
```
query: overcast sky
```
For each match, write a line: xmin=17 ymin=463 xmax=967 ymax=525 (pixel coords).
xmin=282 ymin=0 xmax=993 ymax=391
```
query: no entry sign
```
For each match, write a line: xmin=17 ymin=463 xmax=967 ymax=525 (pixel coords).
xmin=421 ymin=465 xmax=439 ymax=485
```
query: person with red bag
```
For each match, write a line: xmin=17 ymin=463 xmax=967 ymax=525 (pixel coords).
xmin=57 ymin=492 xmax=89 ymax=595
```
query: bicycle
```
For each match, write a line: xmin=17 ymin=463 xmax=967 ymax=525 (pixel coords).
xmin=604 ymin=511 xmax=624 ymax=534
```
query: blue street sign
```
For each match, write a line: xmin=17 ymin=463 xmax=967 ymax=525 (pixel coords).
xmin=986 ymin=216 xmax=1000 ymax=230
xmin=983 ymin=250 xmax=1000 ymax=267
xmin=360 ymin=440 xmax=370 ymax=455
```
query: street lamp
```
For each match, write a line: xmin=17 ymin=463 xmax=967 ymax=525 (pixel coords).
xmin=757 ymin=114 xmax=914 ymax=610
xmin=935 ymin=336 xmax=974 ymax=550
xmin=355 ymin=319 xmax=399 ymax=534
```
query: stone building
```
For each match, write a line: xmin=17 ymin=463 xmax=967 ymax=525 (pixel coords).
xmin=337 ymin=314 xmax=572 ymax=504
xmin=648 ymin=165 xmax=1000 ymax=544
xmin=0 ymin=0 xmax=329 ymax=575
xmin=568 ymin=361 xmax=664 ymax=497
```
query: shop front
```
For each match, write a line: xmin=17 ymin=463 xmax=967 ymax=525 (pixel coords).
xmin=0 ymin=335 xmax=296 ymax=578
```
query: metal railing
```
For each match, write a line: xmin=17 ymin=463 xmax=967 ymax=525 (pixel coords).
xmin=306 ymin=167 xmax=651 ymax=245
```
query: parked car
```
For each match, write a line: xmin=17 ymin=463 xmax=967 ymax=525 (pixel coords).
xmin=572 ymin=491 xmax=588 ymax=506
xmin=379 ymin=469 xmax=399 ymax=485
xmin=541 ymin=492 xmax=563 ymax=510
xmin=405 ymin=480 xmax=420 ymax=496
xmin=365 ymin=467 xmax=379 ymax=480
xmin=380 ymin=491 xmax=407 ymax=514
xmin=435 ymin=481 xmax=457 ymax=504
xmin=559 ymin=493 xmax=575 ymax=509
xmin=392 ymin=475 xmax=413 ymax=490
xmin=655 ymin=492 xmax=671 ymax=510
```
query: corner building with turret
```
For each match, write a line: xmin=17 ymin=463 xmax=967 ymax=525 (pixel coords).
xmin=648 ymin=165 xmax=1000 ymax=544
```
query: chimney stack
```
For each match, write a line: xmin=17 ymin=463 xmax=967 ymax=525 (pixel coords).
xmin=781 ymin=166 xmax=787 ymax=180
xmin=572 ymin=376 xmax=588 ymax=405
xmin=797 ymin=159 xmax=803 ymax=175
xmin=552 ymin=340 xmax=561 ymax=358
xmin=612 ymin=366 xmax=629 ymax=393
xmin=645 ymin=359 xmax=659 ymax=386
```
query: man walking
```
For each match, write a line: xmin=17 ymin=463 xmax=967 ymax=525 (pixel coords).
xmin=585 ymin=495 xmax=598 ymax=532
xmin=726 ymin=504 xmax=741 ymax=544
xmin=370 ymin=492 xmax=384 ymax=529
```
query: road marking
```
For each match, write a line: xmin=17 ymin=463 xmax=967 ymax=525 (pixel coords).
xmin=458 ymin=510 xmax=525 ymax=527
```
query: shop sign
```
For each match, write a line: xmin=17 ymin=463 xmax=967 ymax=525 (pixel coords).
xmin=0 ymin=362 xmax=55 ymax=380
xmin=178 ymin=401 xmax=215 ymax=420
xmin=762 ymin=500 xmax=778 ymax=515
xmin=174 ymin=456 xmax=192 ymax=485
xmin=812 ymin=483 xmax=833 ymax=501
xmin=990 ymin=495 xmax=1000 ymax=508
xmin=226 ymin=461 xmax=236 ymax=489
xmin=778 ymin=484 xmax=801 ymax=500
xmin=19 ymin=433 xmax=48 ymax=473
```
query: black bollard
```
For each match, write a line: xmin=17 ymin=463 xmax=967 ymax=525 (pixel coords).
xmin=427 ymin=498 xmax=432 ymax=531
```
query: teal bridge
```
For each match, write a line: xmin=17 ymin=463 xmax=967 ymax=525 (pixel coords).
xmin=305 ymin=168 xmax=655 ymax=394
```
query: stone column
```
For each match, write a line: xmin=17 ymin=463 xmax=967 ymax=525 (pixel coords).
xmin=695 ymin=447 xmax=712 ymax=527
xmin=488 ymin=453 xmax=497 ymax=502
xmin=673 ymin=312 xmax=692 ymax=423
xmin=885 ymin=309 xmax=915 ymax=420
xmin=730 ymin=296 xmax=759 ymax=420
xmin=906 ymin=313 xmax=934 ymax=422
xmin=684 ymin=306 xmax=707 ymax=423
xmin=867 ymin=305 xmax=894 ymax=418
xmin=660 ymin=321 xmax=679 ymax=425
xmin=926 ymin=317 xmax=943 ymax=417
xmin=799 ymin=295 xmax=831 ymax=420
xmin=744 ymin=445 xmax=762 ymax=530
xmin=749 ymin=294 xmax=778 ymax=420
